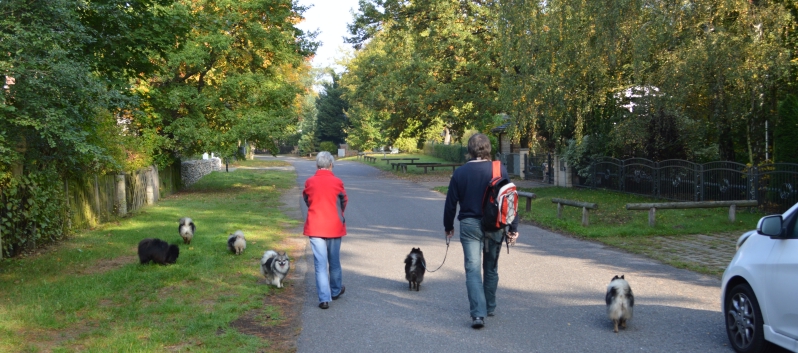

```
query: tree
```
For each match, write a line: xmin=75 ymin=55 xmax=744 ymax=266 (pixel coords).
xmin=315 ymin=71 xmax=350 ymax=145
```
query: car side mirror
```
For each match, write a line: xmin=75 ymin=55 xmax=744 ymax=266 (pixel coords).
xmin=757 ymin=215 xmax=783 ymax=238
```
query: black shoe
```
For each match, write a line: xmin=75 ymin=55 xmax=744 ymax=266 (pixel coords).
xmin=487 ymin=312 xmax=495 ymax=317
xmin=332 ymin=286 xmax=346 ymax=300
xmin=319 ymin=302 xmax=329 ymax=309
xmin=471 ymin=317 xmax=484 ymax=329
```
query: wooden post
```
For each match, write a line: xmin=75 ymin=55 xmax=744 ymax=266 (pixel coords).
xmin=116 ymin=174 xmax=127 ymax=216
xmin=145 ymin=167 xmax=155 ymax=205
xmin=729 ymin=204 xmax=736 ymax=223
xmin=581 ymin=207 xmax=589 ymax=226
xmin=648 ymin=207 xmax=656 ymax=227
xmin=526 ymin=197 xmax=532 ymax=212
xmin=557 ymin=203 xmax=563 ymax=218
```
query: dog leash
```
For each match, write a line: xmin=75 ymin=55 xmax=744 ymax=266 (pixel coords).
xmin=421 ymin=236 xmax=450 ymax=273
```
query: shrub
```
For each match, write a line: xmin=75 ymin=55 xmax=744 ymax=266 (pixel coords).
xmin=319 ymin=141 xmax=338 ymax=155
xmin=392 ymin=137 xmax=418 ymax=153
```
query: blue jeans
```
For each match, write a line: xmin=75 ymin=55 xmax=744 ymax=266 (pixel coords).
xmin=459 ymin=218 xmax=502 ymax=318
xmin=309 ymin=236 xmax=343 ymax=303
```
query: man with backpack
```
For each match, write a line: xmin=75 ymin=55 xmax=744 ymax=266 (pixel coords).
xmin=444 ymin=133 xmax=520 ymax=329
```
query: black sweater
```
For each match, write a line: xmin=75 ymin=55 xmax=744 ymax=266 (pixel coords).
xmin=443 ymin=160 xmax=519 ymax=233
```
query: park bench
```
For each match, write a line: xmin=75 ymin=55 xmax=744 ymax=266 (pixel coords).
xmin=551 ymin=198 xmax=598 ymax=226
xmin=517 ymin=191 xmax=537 ymax=212
xmin=363 ymin=156 xmax=378 ymax=163
xmin=626 ymin=200 xmax=758 ymax=227
xmin=417 ymin=163 xmax=463 ymax=174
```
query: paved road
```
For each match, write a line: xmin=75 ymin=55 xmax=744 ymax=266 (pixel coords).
xmin=282 ymin=157 xmax=732 ymax=353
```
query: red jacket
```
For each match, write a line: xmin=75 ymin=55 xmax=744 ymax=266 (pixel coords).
xmin=303 ymin=169 xmax=347 ymax=237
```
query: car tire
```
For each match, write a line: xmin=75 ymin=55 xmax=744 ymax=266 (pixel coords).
xmin=725 ymin=283 xmax=768 ymax=353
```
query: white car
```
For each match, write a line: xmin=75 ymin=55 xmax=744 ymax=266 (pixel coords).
xmin=722 ymin=201 xmax=798 ymax=353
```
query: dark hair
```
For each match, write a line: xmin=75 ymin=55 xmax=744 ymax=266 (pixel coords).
xmin=467 ymin=133 xmax=492 ymax=160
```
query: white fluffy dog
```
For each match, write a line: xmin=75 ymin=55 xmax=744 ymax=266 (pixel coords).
xmin=178 ymin=217 xmax=195 ymax=244
xmin=227 ymin=230 xmax=246 ymax=255
xmin=605 ymin=275 xmax=634 ymax=333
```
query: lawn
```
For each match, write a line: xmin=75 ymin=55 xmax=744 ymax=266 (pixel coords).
xmin=230 ymin=159 xmax=290 ymax=168
xmin=0 ymin=169 xmax=302 ymax=352
xmin=433 ymin=186 xmax=763 ymax=237
xmin=345 ymin=153 xmax=460 ymax=177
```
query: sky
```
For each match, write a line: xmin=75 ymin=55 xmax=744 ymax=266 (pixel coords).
xmin=296 ymin=0 xmax=362 ymax=72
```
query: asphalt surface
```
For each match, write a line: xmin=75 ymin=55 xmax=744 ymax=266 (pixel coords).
xmin=279 ymin=156 xmax=732 ymax=353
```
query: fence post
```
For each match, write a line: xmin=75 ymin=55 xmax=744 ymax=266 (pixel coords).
xmin=648 ymin=207 xmax=656 ymax=227
xmin=695 ymin=163 xmax=702 ymax=202
xmin=749 ymin=166 xmax=757 ymax=203
xmin=654 ymin=161 xmax=659 ymax=199
xmin=145 ymin=167 xmax=155 ymax=206
xmin=581 ymin=207 xmax=589 ymax=226
xmin=620 ymin=159 xmax=625 ymax=192
xmin=116 ymin=174 xmax=127 ymax=216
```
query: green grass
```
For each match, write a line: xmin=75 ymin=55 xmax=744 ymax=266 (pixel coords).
xmin=434 ymin=186 xmax=762 ymax=237
xmin=0 ymin=169 xmax=301 ymax=352
xmin=347 ymin=153 xmax=458 ymax=176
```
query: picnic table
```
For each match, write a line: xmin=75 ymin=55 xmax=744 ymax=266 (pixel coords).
xmin=391 ymin=162 xmax=441 ymax=173
xmin=415 ymin=163 xmax=462 ymax=174
xmin=381 ymin=157 xmax=419 ymax=165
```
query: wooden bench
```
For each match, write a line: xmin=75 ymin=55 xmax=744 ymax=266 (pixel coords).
xmin=517 ymin=191 xmax=537 ymax=212
xmin=551 ymin=198 xmax=598 ymax=226
xmin=626 ymin=200 xmax=758 ymax=227
xmin=418 ymin=163 xmax=463 ymax=174
xmin=363 ymin=156 xmax=378 ymax=163
xmin=392 ymin=162 xmax=442 ymax=173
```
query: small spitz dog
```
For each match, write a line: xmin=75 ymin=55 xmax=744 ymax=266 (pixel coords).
xmin=227 ymin=230 xmax=246 ymax=255
xmin=138 ymin=238 xmax=180 ymax=265
xmin=605 ymin=275 xmax=634 ymax=333
xmin=260 ymin=250 xmax=290 ymax=288
xmin=178 ymin=217 xmax=195 ymax=244
xmin=404 ymin=247 xmax=425 ymax=291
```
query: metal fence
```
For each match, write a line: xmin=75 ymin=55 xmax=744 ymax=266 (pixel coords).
xmin=575 ymin=157 xmax=798 ymax=212
xmin=524 ymin=153 xmax=554 ymax=184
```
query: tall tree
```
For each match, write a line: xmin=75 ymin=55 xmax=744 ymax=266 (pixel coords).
xmin=315 ymin=72 xmax=349 ymax=144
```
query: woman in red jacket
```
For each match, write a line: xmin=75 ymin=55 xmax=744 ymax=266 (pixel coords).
xmin=303 ymin=151 xmax=348 ymax=309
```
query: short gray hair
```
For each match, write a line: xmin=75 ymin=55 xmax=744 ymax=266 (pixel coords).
xmin=467 ymin=133 xmax=492 ymax=160
xmin=316 ymin=151 xmax=335 ymax=169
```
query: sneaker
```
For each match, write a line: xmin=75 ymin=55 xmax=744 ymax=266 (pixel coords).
xmin=471 ymin=317 xmax=484 ymax=329
xmin=332 ymin=286 xmax=346 ymax=300
xmin=319 ymin=302 xmax=329 ymax=309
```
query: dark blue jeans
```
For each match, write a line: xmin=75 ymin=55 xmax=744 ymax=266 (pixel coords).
xmin=459 ymin=218 xmax=502 ymax=318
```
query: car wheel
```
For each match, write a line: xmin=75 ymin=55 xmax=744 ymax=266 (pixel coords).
xmin=725 ymin=283 xmax=767 ymax=353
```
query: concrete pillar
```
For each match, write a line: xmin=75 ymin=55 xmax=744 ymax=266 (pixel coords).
xmin=116 ymin=174 xmax=127 ymax=216
xmin=145 ymin=167 xmax=155 ymax=205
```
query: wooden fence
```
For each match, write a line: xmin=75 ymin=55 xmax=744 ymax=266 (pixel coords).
xmin=1 ymin=162 xmax=181 ymax=259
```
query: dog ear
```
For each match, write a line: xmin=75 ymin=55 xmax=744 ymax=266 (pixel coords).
xmin=620 ymin=274 xmax=624 ymax=280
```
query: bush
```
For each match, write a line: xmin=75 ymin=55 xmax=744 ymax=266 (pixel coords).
xmin=319 ymin=141 xmax=338 ymax=155
xmin=392 ymin=137 xmax=418 ymax=153
xmin=431 ymin=143 xmax=468 ymax=163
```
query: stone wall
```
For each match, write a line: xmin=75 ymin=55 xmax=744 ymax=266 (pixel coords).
xmin=181 ymin=158 xmax=222 ymax=186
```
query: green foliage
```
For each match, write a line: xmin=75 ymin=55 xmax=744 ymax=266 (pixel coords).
xmin=431 ymin=143 xmax=468 ymax=163
xmin=392 ymin=137 xmax=418 ymax=153
xmin=315 ymin=72 xmax=350 ymax=144
xmin=775 ymin=95 xmax=798 ymax=163
xmin=343 ymin=0 xmax=502 ymax=144
xmin=319 ymin=141 xmax=338 ymax=155
xmin=0 ymin=168 xmax=67 ymax=258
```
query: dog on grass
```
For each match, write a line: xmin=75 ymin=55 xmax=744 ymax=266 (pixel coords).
xmin=605 ymin=274 xmax=634 ymax=333
xmin=227 ymin=230 xmax=246 ymax=255
xmin=404 ymin=247 xmax=425 ymax=291
xmin=178 ymin=217 xmax=195 ymax=244
xmin=260 ymin=250 xmax=290 ymax=288
xmin=138 ymin=238 xmax=179 ymax=265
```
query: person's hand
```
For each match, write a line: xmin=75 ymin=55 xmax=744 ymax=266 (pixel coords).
xmin=445 ymin=230 xmax=454 ymax=242
xmin=507 ymin=231 xmax=519 ymax=246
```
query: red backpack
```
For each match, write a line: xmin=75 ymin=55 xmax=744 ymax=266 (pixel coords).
xmin=481 ymin=161 xmax=518 ymax=231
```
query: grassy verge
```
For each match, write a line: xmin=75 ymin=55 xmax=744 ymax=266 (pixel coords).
xmin=434 ymin=185 xmax=761 ymax=277
xmin=434 ymin=186 xmax=761 ymax=236
xmin=0 ymin=169 xmax=302 ymax=352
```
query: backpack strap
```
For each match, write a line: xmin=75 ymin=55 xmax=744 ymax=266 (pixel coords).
xmin=492 ymin=160 xmax=500 ymax=179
